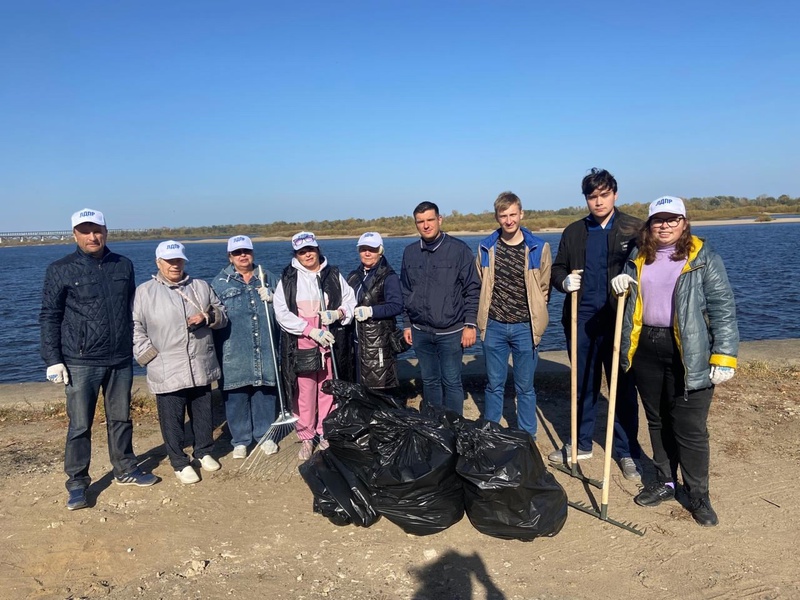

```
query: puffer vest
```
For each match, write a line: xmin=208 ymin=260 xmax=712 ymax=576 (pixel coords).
xmin=279 ymin=263 xmax=352 ymax=400
xmin=347 ymin=260 xmax=398 ymax=389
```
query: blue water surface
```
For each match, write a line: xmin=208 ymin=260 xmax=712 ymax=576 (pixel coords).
xmin=1 ymin=222 xmax=797 ymax=383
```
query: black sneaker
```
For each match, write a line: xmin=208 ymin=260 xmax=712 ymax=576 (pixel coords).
xmin=115 ymin=467 xmax=158 ymax=487
xmin=690 ymin=496 xmax=719 ymax=527
xmin=634 ymin=481 xmax=675 ymax=507
xmin=67 ymin=488 xmax=88 ymax=511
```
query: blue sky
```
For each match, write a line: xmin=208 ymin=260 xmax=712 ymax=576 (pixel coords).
xmin=1 ymin=1 xmax=797 ymax=231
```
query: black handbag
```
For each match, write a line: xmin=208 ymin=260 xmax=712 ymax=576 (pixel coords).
xmin=295 ymin=347 xmax=324 ymax=374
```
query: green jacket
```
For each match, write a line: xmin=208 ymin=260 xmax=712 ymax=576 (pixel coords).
xmin=620 ymin=236 xmax=738 ymax=390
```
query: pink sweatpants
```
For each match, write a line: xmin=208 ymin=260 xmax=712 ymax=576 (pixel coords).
xmin=293 ymin=354 xmax=336 ymax=440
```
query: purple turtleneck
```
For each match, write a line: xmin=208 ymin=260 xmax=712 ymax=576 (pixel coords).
xmin=641 ymin=245 xmax=687 ymax=327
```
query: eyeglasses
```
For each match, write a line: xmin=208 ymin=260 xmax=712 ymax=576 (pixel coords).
xmin=650 ymin=216 xmax=684 ymax=228
xmin=230 ymin=249 xmax=253 ymax=256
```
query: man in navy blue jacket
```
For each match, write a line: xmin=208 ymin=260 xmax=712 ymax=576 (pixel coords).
xmin=400 ymin=202 xmax=480 ymax=414
xmin=549 ymin=169 xmax=643 ymax=480
xmin=40 ymin=208 xmax=158 ymax=511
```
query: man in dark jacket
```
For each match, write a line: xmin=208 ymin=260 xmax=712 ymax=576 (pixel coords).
xmin=40 ymin=208 xmax=157 ymax=511
xmin=400 ymin=202 xmax=480 ymax=414
xmin=549 ymin=169 xmax=643 ymax=480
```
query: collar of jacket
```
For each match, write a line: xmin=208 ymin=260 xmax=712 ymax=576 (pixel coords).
xmin=153 ymin=271 xmax=191 ymax=288
xmin=632 ymin=235 xmax=705 ymax=271
xmin=74 ymin=245 xmax=110 ymax=263
xmin=221 ymin=263 xmax=258 ymax=283
xmin=418 ymin=233 xmax=446 ymax=252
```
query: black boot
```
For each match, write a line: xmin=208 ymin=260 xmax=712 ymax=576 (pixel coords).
xmin=689 ymin=495 xmax=718 ymax=527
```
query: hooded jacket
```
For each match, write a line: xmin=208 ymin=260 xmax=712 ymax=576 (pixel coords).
xmin=476 ymin=227 xmax=551 ymax=347
xmin=620 ymin=236 xmax=739 ymax=390
xmin=133 ymin=273 xmax=228 ymax=395
xmin=273 ymin=256 xmax=356 ymax=398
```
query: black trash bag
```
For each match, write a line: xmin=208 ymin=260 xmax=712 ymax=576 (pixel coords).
xmin=369 ymin=409 xmax=464 ymax=536
xmin=321 ymin=380 xmax=404 ymax=479
xmin=456 ymin=420 xmax=568 ymax=540
xmin=299 ymin=449 xmax=380 ymax=527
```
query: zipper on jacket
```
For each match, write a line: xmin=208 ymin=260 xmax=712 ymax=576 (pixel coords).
xmin=673 ymin=262 xmax=704 ymax=395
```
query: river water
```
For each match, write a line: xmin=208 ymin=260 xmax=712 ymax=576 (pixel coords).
xmin=2 ymin=223 xmax=798 ymax=383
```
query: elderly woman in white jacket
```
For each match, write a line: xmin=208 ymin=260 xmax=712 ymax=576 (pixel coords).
xmin=133 ymin=241 xmax=228 ymax=484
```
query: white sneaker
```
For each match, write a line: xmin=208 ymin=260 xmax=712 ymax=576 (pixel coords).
xmin=260 ymin=439 xmax=279 ymax=456
xmin=232 ymin=445 xmax=247 ymax=459
xmin=175 ymin=465 xmax=200 ymax=484
xmin=199 ymin=455 xmax=221 ymax=472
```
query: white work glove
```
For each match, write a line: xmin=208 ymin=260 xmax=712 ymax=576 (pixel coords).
xmin=354 ymin=306 xmax=373 ymax=322
xmin=257 ymin=286 xmax=272 ymax=303
xmin=709 ymin=365 xmax=735 ymax=385
xmin=318 ymin=309 xmax=341 ymax=325
xmin=309 ymin=328 xmax=335 ymax=347
xmin=611 ymin=274 xmax=636 ymax=295
xmin=563 ymin=270 xmax=583 ymax=293
xmin=46 ymin=363 xmax=70 ymax=385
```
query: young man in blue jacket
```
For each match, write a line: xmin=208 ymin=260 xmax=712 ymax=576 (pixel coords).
xmin=400 ymin=202 xmax=481 ymax=414
xmin=549 ymin=169 xmax=643 ymax=480
xmin=40 ymin=209 xmax=158 ymax=510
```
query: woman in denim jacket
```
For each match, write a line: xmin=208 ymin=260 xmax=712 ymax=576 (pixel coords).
xmin=211 ymin=236 xmax=281 ymax=460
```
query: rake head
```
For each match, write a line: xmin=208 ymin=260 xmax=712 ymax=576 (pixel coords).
xmin=568 ymin=500 xmax=645 ymax=536
xmin=273 ymin=409 xmax=299 ymax=426
xmin=551 ymin=462 xmax=603 ymax=489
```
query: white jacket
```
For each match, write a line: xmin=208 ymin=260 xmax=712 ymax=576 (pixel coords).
xmin=133 ymin=273 xmax=228 ymax=395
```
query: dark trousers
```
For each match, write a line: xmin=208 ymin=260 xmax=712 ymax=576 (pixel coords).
xmin=565 ymin=315 xmax=641 ymax=458
xmin=156 ymin=386 xmax=214 ymax=470
xmin=631 ymin=326 xmax=713 ymax=499
xmin=64 ymin=362 xmax=138 ymax=490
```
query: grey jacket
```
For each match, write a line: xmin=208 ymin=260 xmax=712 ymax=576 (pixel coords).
xmin=133 ymin=273 xmax=228 ymax=395
xmin=620 ymin=236 xmax=738 ymax=391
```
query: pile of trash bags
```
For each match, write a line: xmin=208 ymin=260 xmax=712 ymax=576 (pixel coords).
xmin=299 ymin=380 xmax=568 ymax=540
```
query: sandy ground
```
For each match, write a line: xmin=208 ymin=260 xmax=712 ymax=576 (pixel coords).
xmin=1 ymin=342 xmax=799 ymax=600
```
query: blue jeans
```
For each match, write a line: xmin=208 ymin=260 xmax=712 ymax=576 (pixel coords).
xmin=64 ymin=362 xmax=137 ymax=491
xmin=223 ymin=385 xmax=277 ymax=447
xmin=411 ymin=328 xmax=464 ymax=414
xmin=483 ymin=319 xmax=539 ymax=439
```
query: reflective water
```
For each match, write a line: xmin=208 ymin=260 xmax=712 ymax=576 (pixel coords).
xmin=2 ymin=222 xmax=797 ymax=383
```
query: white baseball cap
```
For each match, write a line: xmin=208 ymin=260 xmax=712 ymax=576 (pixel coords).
xmin=227 ymin=235 xmax=253 ymax=252
xmin=356 ymin=231 xmax=383 ymax=249
xmin=291 ymin=231 xmax=319 ymax=252
xmin=648 ymin=196 xmax=686 ymax=218
xmin=156 ymin=240 xmax=189 ymax=261
xmin=71 ymin=208 xmax=106 ymax=228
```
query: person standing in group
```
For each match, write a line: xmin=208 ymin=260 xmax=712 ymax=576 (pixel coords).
xmin=211 ymin=235 xmax=280 ymax=460
xmin=133 ymin=241 xmax=228 ymax=485
xmin=400 ymin=202 xmax=481 ymax=415
xmin=273 ymin=232 xmax=356 ymax=460
xmin=476 ymin=192 xmax=551 ymax=440
xmin=346 ymin=232 xmax=404 ymax=392
xmin=613 ymin=196 xmax=738 ymax=526
xmin=549 ymin=168 xmax=643 ymax=480
xmin=40 ymin=208 xmax=158 ymax=511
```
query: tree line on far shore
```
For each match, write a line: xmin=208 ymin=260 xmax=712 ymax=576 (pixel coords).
xmin=128 ymin=194 xmax=800 ymax=240
xmin=6 ymin=194 xmax=800 ymax=246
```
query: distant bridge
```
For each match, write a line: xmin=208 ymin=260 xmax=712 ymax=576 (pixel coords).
xmin=0 ymin=229 xmax=146 ymax=241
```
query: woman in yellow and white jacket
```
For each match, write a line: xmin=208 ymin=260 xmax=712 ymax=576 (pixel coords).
xmin=614 ymin=197 xmax=738 ymax=528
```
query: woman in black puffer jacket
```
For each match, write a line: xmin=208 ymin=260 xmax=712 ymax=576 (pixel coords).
xmin=346 ymin=232 xmax=404 ymax=391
